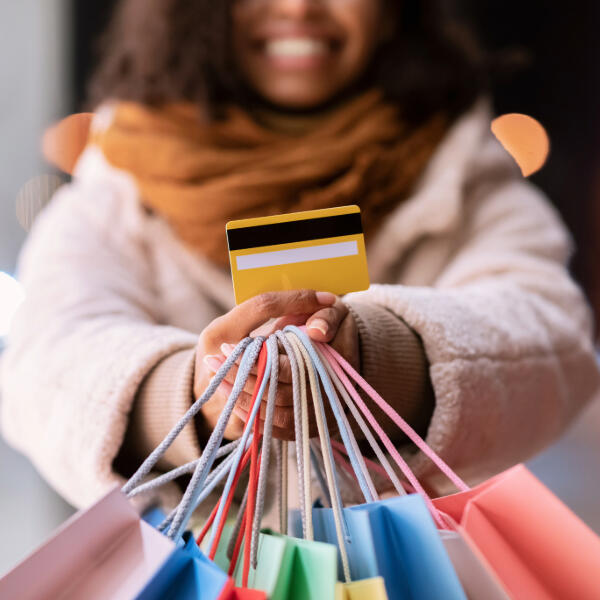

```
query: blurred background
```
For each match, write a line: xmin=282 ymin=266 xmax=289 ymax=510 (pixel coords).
xmin=1 ymin=0 xmax=599 ymax=575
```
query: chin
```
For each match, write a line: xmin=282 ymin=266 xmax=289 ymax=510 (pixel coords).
xmin=259 ymin=85 xmax=338 ymax=112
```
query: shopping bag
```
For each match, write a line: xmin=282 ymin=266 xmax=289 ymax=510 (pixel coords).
xmin=434 ymin=464 xmax=600 ymax=600
xmin=313 ymin=494 xmax=466 ymax=600
xmin=227 ymin=589 xmax=267 ymax=600
xmin=439 ymin=529 xmax=510 ymax=600
xmin=0 ymin=487 xmax=174 ymax=600
xmin=232 ymin=531 xmax=337 ymax=600
xmin=136 ymin=531 xmax=230 ymax=600
xmin=335 ymin=577 xmax=388 ymax=600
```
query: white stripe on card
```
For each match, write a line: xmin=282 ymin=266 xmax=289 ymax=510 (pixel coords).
xmin=236 ymin=240 xmax=358 ymax=271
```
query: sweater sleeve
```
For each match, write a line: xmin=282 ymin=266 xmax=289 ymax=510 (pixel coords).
xmin=344 ymin=150 xmax=600 ymax=484
xmin=115 ymin=348 xmax=201 ymax=476
xmin=0 ymin=174 xmax=200 ymax=508
xmin=344 ymin=300 xmax=434 ymax=441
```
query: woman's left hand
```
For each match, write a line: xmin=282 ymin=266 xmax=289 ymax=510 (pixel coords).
xmin=203 ymin=293 xmax=359 ymax=441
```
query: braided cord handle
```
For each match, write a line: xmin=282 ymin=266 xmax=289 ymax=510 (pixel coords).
xmin=122 ymin=337 xmax=253 ymax=496
xmin=168 ymin=337 xmax=265 ymax=541
xmin=286 ymin=331 xmax=352 ymax=583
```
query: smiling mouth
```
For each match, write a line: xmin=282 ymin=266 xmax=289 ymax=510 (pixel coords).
xmin=257 ymin=35 xmax=341 ymax=67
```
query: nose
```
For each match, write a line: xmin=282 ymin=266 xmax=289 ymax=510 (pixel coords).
xmin=269 ymin=0 xmax=324 ymax=18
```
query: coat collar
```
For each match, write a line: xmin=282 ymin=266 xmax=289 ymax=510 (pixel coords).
xmin=365 ymin=96 xmax=495 ymax=281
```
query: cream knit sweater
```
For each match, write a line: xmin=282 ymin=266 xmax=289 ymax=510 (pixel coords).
xmin=1 ymin=97 xmax=598 ymax=511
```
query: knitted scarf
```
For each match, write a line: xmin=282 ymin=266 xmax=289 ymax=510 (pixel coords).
xmin=54 ymin=90 xmax=449 ymax=267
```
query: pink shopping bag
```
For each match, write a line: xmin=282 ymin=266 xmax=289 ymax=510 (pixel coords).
xmin=0 ymin=487 xmax=174 ymax=600
xmin=434 ymin=464 xmax=600 ymax=600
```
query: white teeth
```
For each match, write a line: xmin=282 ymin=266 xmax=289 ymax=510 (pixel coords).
xmin=264 ymin=38 xmax=329 ymax=58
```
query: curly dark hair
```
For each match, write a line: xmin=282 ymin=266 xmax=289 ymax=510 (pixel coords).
xmin=87 ymin=0 xmax=492 ymax=123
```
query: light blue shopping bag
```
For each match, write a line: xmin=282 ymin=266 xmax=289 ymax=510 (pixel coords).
xmin=312 ymin=494 xmax=466 ymax=600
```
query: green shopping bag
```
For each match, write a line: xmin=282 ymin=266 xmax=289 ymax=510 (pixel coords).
xmin=228 ymin=530 xmax=338 ymax=600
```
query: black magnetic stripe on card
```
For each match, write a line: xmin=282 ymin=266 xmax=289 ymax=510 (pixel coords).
xmin=227 ymin=212 xmax=363 ymax=251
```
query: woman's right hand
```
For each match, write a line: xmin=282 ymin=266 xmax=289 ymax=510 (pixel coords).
xmin=193 ymin=289 xmax=337 ymax=441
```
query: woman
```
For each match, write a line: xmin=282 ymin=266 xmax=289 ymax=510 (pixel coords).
xmin=1 ymin=0 xmax=598 ymax=512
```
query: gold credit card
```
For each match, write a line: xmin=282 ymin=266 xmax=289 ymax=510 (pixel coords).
xmin=226 ymin=205 xmax=370 ymax=305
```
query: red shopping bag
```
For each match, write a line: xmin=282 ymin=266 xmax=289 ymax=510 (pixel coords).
xmin=219 ymin=579 xmax=267 ymax=599
xmin=434 ymin=464 xmax=600 ymax=600
xmin=228 ymin=589 xmax=267 ymax=600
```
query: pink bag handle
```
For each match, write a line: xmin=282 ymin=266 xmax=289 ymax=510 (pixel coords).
xmin=330 ymin=439 xmax=414 ymax=495
xmin=316 ymin=345 xmax=407 ymax=498
xmin=318 ymin=342 xmax=468 ymax=528
xmin=319 ymin=342 xmax=469 ymax=490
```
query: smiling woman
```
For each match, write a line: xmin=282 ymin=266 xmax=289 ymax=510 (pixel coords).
xmin=2 ymin=0 xmax=598 ymax=538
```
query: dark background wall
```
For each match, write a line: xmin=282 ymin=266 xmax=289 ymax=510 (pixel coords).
xmin=71 ymin=0 xmax=600 ymax=330
xmin=467 ymin=1 xmax=600 ymax=330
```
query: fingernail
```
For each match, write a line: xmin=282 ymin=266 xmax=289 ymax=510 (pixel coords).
xmin=203 ymin=355 xmax=224 ymax=372
xmin=316 ymin=291 xmax=336 ymax=305
xmin=220 ymin=343 xmax=236 ymax=356
xmin=308 ymin=318 xmax=328 ymax=336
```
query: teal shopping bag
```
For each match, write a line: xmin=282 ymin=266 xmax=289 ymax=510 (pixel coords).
xmin=312 ymin=495 xmax=466 ymax=600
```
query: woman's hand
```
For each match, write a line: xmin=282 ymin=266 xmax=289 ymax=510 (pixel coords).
xmin=194 ymin=289 xmax=339 ymax=440
xmin=200 ymin=293 xmax=359 ymax=441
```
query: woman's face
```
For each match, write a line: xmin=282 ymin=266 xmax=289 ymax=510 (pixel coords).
xmin=232 ymin=0 xmax=386 ymax=110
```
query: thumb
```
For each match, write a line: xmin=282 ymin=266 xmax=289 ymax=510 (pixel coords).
xmin=305 ymin=299 xmax=348 ymax=343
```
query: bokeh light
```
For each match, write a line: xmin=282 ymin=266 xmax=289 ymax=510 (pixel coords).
xmin=0 ymin=272 xmax=25 ymax=337
xmin=491 ymin=113 xmax=550 ymax=177
xmin=42 ymin=113 xmax=93 ymax=175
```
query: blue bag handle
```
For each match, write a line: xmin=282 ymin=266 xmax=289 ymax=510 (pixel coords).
xmin=168 ymin=337 xmax=265 ymax=541
xmin=202 ymin=338 xmax=272 ymax=549
xmin=122 ymin=337 xmax=254 ymax=495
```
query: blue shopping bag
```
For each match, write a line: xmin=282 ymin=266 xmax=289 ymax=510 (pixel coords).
xmin=136 ymin=531 xmax=230 ymax=600
xmin=312 ymin=495 xmax=466 ymax=600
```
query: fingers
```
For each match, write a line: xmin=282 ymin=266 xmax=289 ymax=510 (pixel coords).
xmin=206 ymin=353 xmax=294 ymax=407
xmin=232 ymin=397 xmax=296 ymax=431
xmin=305 ymin=298 xmax=349 ymax=343
xmin=215 ymin=344 xmax=294 ymax=384
xmin=203 ymin=290 xmax=336 ymax=350
xmin=250 ymin=314 xmax=310 ymax=338
xmin=214 ymin=381 xmax=339 ymax=442
xmin=230 ymin=402 xmax=338 ymax=442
